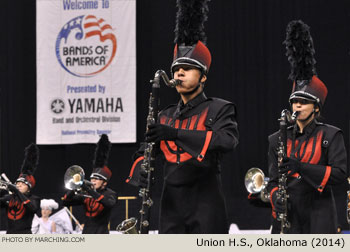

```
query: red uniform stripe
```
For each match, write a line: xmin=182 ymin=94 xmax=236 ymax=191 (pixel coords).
xmin=309 ymin=131 xmax=323 ymax=164
xmin=197 ymin=131 xmax=213 ymax=162
xmin=196 ymin=107 xmax=208 ymax=130
xmin=189 ymin=115 xmax=198 ymax=130
xmin=270 ymin=187 xmax=278 ymax=219
xmin=174 ymin=119 xmax=180 ymax=129
xmin=160 ymin=141 xmax=177 ymax=163
xmin=96 ymin=195 xmax=104 ymax=201
xmin=300 ymin=138 xmax=313 ymax=162
xmin=287 ymin=139 xmax=292 ymax=158
xmin=318 ymin=166 xmax=331 ymax=192
xmin=181 ymin=119 xmax=188 ymax=129
xmin=126 ymin=156 xmax=144 ymax=183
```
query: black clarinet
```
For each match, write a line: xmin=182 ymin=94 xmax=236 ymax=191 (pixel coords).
xmin=139 ymin=70 xmax=180 ymax=234
xmin=277 ymin=109 xmax=298 ymax=233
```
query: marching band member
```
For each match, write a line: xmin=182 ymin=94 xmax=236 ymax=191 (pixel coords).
xmin=0 ymin=143 xmax=40 ymax=234
xmin=126 ymin=0 xmax=239 ymax=234
xmin=266 ymin=20 xmax=347 ymax=233
xmin=62 ymin=134 xmax=117 ymax=234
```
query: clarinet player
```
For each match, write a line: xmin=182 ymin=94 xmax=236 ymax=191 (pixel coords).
xmin=126 ymin=0 xmax=239 ymax=233
xmin=266 ymin=20 xmax=347 ymax=234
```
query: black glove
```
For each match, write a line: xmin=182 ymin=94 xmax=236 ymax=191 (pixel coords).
xmin=82 ymin=182 xmax=101 ymax=199
xmin=138 ymin=168 xmax=149 ymax=188
xmin=272 ymin=191 xmax=286 ymax=215
xmin=65 ymin=189 xmax=76 ymax=199
xmin=81 ymin=182 xmax=92 ymax=192
xmin=7 ymin=183 xmax=18 ymax=194
xmin=279 ymin=157 xmax=301 ymax=175
xmin=145 ymin=124 xmax=178 ymax=143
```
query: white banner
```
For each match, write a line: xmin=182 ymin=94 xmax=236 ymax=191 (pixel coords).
xmin=36 ymin=0 xmax=136 ymax=144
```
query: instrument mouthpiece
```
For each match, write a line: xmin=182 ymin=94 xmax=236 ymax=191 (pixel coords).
xmin=169 ymin=79 xmax=182 ymax=88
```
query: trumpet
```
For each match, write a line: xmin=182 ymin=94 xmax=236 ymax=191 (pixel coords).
xmin=64 ymin=165 xmax=94 ymax=198
xmin=0 ymin=173 xmax=15 ymax=193
xmin=244 ymin=168 xmax=270 ymax=202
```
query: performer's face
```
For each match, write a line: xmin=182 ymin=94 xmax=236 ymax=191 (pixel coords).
xmin=91 ymin=178 xmax=107 ymax=190
xmin=41 ymin=208 xmax=52 ymax=218
xmin=292 ymin=98 xmax=318 ymax=121
xmin=173 ymin=66 xmax=206 ymax=94
xmin=16 ymin=181 xmax=29 ymax=194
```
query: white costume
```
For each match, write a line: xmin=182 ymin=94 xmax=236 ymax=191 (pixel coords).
xmin=32 ymin=199 xmax=59 ymax=234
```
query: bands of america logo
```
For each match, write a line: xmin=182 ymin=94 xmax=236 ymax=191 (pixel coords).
xmin=55 ymin=15 xmax=117 ymax=77
xmin=51 ymin=99 xmax=65 ymax=114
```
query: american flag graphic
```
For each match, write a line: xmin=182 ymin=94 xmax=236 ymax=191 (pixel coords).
xmin=55 ymin=15 xmax=117 ymax=77
xmin=82 ymin=15 xmax=117 ymax=75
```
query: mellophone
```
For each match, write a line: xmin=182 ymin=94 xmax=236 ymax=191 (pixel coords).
xmin=0 ymin=173 xmax=15 ymax=194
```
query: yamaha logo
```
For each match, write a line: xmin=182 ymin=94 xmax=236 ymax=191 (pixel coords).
xmin=51 ymin=99 xmax=65 ymax=114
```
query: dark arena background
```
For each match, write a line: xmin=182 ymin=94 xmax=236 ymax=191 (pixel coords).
xmin=1 ymin=0 xmax=350 ymax=232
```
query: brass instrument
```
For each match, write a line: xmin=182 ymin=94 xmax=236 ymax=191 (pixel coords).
xmin=117 ymin=70 xmax=179 ymax=234
xmin=64 ymin=165 xmax=94 ymax=198
xmin=244 ymin=168 xmax=270 ymax=202
xmin=116 ymin=217 xmax=138 ymax=234
xmin=0 ymin=173 xmax=15 ymax=194
xmin=276 ymin=109 xmax=298 ymax=233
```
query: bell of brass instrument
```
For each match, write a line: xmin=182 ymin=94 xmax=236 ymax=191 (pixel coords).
xmin=116 ymin=217 xmax=138 ymax=234
xmin=0 ymin=173 xmax=15 ymax=193
xmin=64 ymin=165 xmax=94 ymax=197
xmin=244 ymin=168 xmax=270 ymax=202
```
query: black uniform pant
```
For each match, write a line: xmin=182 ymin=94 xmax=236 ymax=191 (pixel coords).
xmin=159 ymin=172 xmax=228 ymax=234
xmin=282 ymin=189 xmax=337 ymax=234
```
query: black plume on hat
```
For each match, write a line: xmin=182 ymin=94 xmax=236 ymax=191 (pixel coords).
xmin=93 ymin=134 xmax=111 ymax=168
xmin=21 ymin=143 xmax=39 ymax=176
xmin=284 ymin=20 xmax=317 ymax=81
xmin=174 ymin=0 xmax=210 ymax=46
xmin=91 ymin=134 xmax=112 ymax=181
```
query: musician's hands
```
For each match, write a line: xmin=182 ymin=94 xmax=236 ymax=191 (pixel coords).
xmin=146 ymin=124 xmax=178 ymax=143
xmin=138 ymin=169 xmax=148 ymax=188
xmin=138 ymin=169 xmax=155 ymax=188
xmin=279 ymin=157 xmax=301 ymax=175
xmin=81 ymin=182 xmax=96 ymax=193
xmin=272 ymin=192 xmax=286 ymax=215
xmin=62 ymin=189 xmax=76 ymax=201
xmin=7 ymin=183 xmax=18 ymax=193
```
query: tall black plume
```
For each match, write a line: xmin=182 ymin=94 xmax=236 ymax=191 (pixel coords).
xmin=284 ymin=20 xmax=317 ymax=81
xmin=174 ymin=0 xmax=211 ymax=45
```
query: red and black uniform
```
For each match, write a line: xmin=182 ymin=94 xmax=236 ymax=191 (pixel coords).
xmin=127 ymin=92 xmax=239 ymax=233
xmin=267 ymin=120 xmax=347 ymax=233
xmin=0 ymin=190 xmax=40 ymax=234
xmin=63 ymin=187 xmax=117 ymax=234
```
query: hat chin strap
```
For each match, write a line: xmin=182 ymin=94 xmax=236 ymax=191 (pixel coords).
xmin=182 ymin=82 xmax=201 ymax=95
xmin=182 ymin=73 xmax=204 ymax=96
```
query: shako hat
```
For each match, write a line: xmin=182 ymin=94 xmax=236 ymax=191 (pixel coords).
xmin=284 ymin=20 xmax=328 ymax=108
xmin=171 ymin=0 xmax=212 ymax=76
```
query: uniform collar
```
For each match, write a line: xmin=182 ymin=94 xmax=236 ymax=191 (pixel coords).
xmin=293 ymin=119 xmax=317 ymax=136
xmin=176 ymin=92 xmax=207 ymax=117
